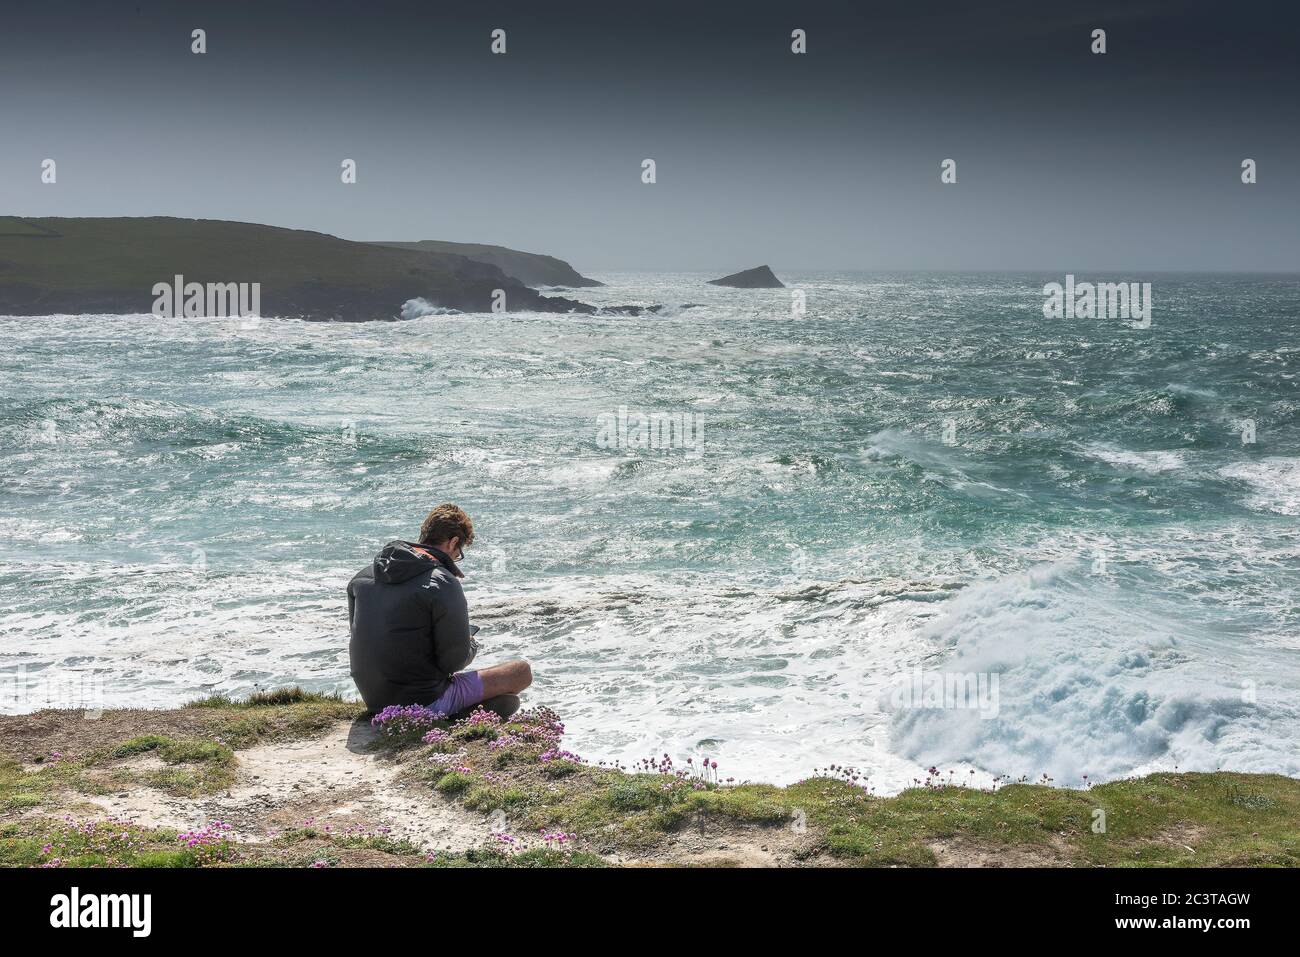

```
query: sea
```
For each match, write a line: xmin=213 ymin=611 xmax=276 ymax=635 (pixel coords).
xmin=2 ymin=271 xmax=1298 ymax=791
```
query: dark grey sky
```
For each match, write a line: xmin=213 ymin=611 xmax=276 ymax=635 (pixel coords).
xmin=1 ymin=0 xmax=1296 ymax=272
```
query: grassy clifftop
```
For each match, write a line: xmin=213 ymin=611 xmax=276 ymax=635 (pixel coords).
xmin=373 ymin=240 xmax=603 ymax=288
xmin=0 ymin=217 xmax=592 ymax=319
xmin=1 ymin=690 xmax=1296 ymax=868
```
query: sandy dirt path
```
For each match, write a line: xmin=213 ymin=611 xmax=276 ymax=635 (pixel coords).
xmin=71 ymin=720 xmax=495 ymax=853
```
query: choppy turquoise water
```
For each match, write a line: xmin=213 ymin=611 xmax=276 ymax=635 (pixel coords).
xmin=2 ymin=272 xmax=1298 ymax=789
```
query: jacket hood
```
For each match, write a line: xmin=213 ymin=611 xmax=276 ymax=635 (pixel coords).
xmin=372 ymin=541 xmax=463 ymax=583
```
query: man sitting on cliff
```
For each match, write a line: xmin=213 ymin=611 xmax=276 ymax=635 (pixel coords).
xmin=348 ymin=503 xmax=532 ymax=720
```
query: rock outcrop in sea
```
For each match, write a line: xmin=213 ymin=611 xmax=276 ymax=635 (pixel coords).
xmin=707 ymin=265 xmax=785 ymax=288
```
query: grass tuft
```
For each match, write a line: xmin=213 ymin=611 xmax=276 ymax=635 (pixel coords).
xmin=426 ymin=847 xmax=606 ymax=868
xmin=434 ymin=772 xmax=474 ymax=796
xmin=186 ymin=686 xmax=347 ymax=709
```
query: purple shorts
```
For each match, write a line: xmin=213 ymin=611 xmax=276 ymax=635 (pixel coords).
xmin=428 ymin=671 xmax=484 ymax=717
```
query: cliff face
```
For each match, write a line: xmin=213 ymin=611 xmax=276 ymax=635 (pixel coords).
xmin=0 ymin=217 xmax=594 ymax=320
xmin=374 ymin=240 xmax=603 ymax=288
xmin=707 ymin=265 xmax=785 ymax=288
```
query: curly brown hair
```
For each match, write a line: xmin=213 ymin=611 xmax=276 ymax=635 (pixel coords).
xmin=418 ymin=503 xmax=475 ymax=549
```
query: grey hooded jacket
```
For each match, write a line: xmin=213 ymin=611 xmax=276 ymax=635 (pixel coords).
xmin=347 ymin=541 xmax=477 ymax=711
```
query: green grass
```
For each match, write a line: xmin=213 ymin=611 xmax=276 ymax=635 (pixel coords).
xmin=0 ymin=820 xmax=221 ymax=868
xmin=451 ymin=722 xmax=499 ymax=742
xmin=540 ymin=759 xmax=582 ymax=778
xmin=275 ymin=827 xmax=424 ymax=857
xmin=425 ymin=847 xmax=607 ymax=868
xmin=186 ymin=686 xmax=346 ymax=709
xmin=434 ymin=771 xmax=474 ymax=796
xmin=761 ymin=772 xmax=1300 ymax=867
xmin=0 ymin=757 xmax=52 ymax=813
xmin=112 ymin=735 xmax=232 ymax=764
xmin=685 ymin=784 xmax=793 ymax=824
xmin=463 ymin=783 xmax=531 ymax=813
xmin=0 ymin=216 xmax=57 ymax=237
xmin=373 ymin=239 xmax=600 ymax=288
xmin=0 ymin=217 xmax=462 ymax=293
xmin=183 ymin=693 xmax=364 ymax=750
xmin=397 ymin=713 xmax=1300 ymax=866
xmin=0 ymin=689 xmax=365 ymax=813
xmin=5 ymin=694 xmax=1298 ymax=867
xmin=104 ymin=735 xmax=236 ymax=796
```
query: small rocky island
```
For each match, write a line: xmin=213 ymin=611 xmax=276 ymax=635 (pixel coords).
xmin=707 ymin=265 xmax=785 ymax=288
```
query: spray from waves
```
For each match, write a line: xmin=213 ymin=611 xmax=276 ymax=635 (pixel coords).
xmin=860 ymin=429 xmax=963 ymax=470
xmin=885 ymin=564 xmax=1300 ymax=785
xmin=400 ymin=298 xmax=460 ymax=320
xmin=859 ymin=428 xmax=1031 ymax=500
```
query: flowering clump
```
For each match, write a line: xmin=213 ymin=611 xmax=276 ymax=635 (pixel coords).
xmin=479 ymin=707 xmax=583 ymax=766
xmin=426 ymin=749 xmax=469 ymax=768
xmin=511 ymin=706 xmax=565 ymax=746
xmin=538 ymin=747 xmax=584 ymax=763
xmin=177 ymin=821 xmax=235 ymax=865
xmin=371 ymin=704 xmax=448 ymax=737
xmin=38 ymin=816 xmax=195 ymax=868
xmin=448 ymin=706 xmax=504 ymax=741
xmin=463 ymin=707 xmax=503 ymax=727
xmin=539 ymin=828 xmax=578 ymax=847
xmin=487 ymin=732 xmax=525 ymax=752
xmin=905 ymin=767 xmax=1001 ymax=791
xmin=635 ymin=753 xmax=721 ymax=789
xmin=421 ymin=728 xmax=452 ymax=747
xmin=815 ymin=764 xmax=874 ymax=792
xmin=539 ymin=830 xmax=582 ymax=861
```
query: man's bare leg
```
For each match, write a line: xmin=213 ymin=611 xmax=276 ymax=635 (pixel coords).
xmin=449 ymin=660 xmax=532 ymax=720
xmin=478 ymin=659 xmax=533 ymax=698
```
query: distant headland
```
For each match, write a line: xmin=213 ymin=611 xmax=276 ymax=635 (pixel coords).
xmin=0 ymin=216 xmax=599 ymax=321
xmin=372 ymin=239 xmax=603 ymax=289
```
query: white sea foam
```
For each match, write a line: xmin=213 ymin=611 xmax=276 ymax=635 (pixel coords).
xmin=1080 ymin=443 xmax=1187 ymax=473
xmin=887 ymin=565 xmax=1300 ymax=785
xmin=1219 ymin=458 xmax=1300 ymax=515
